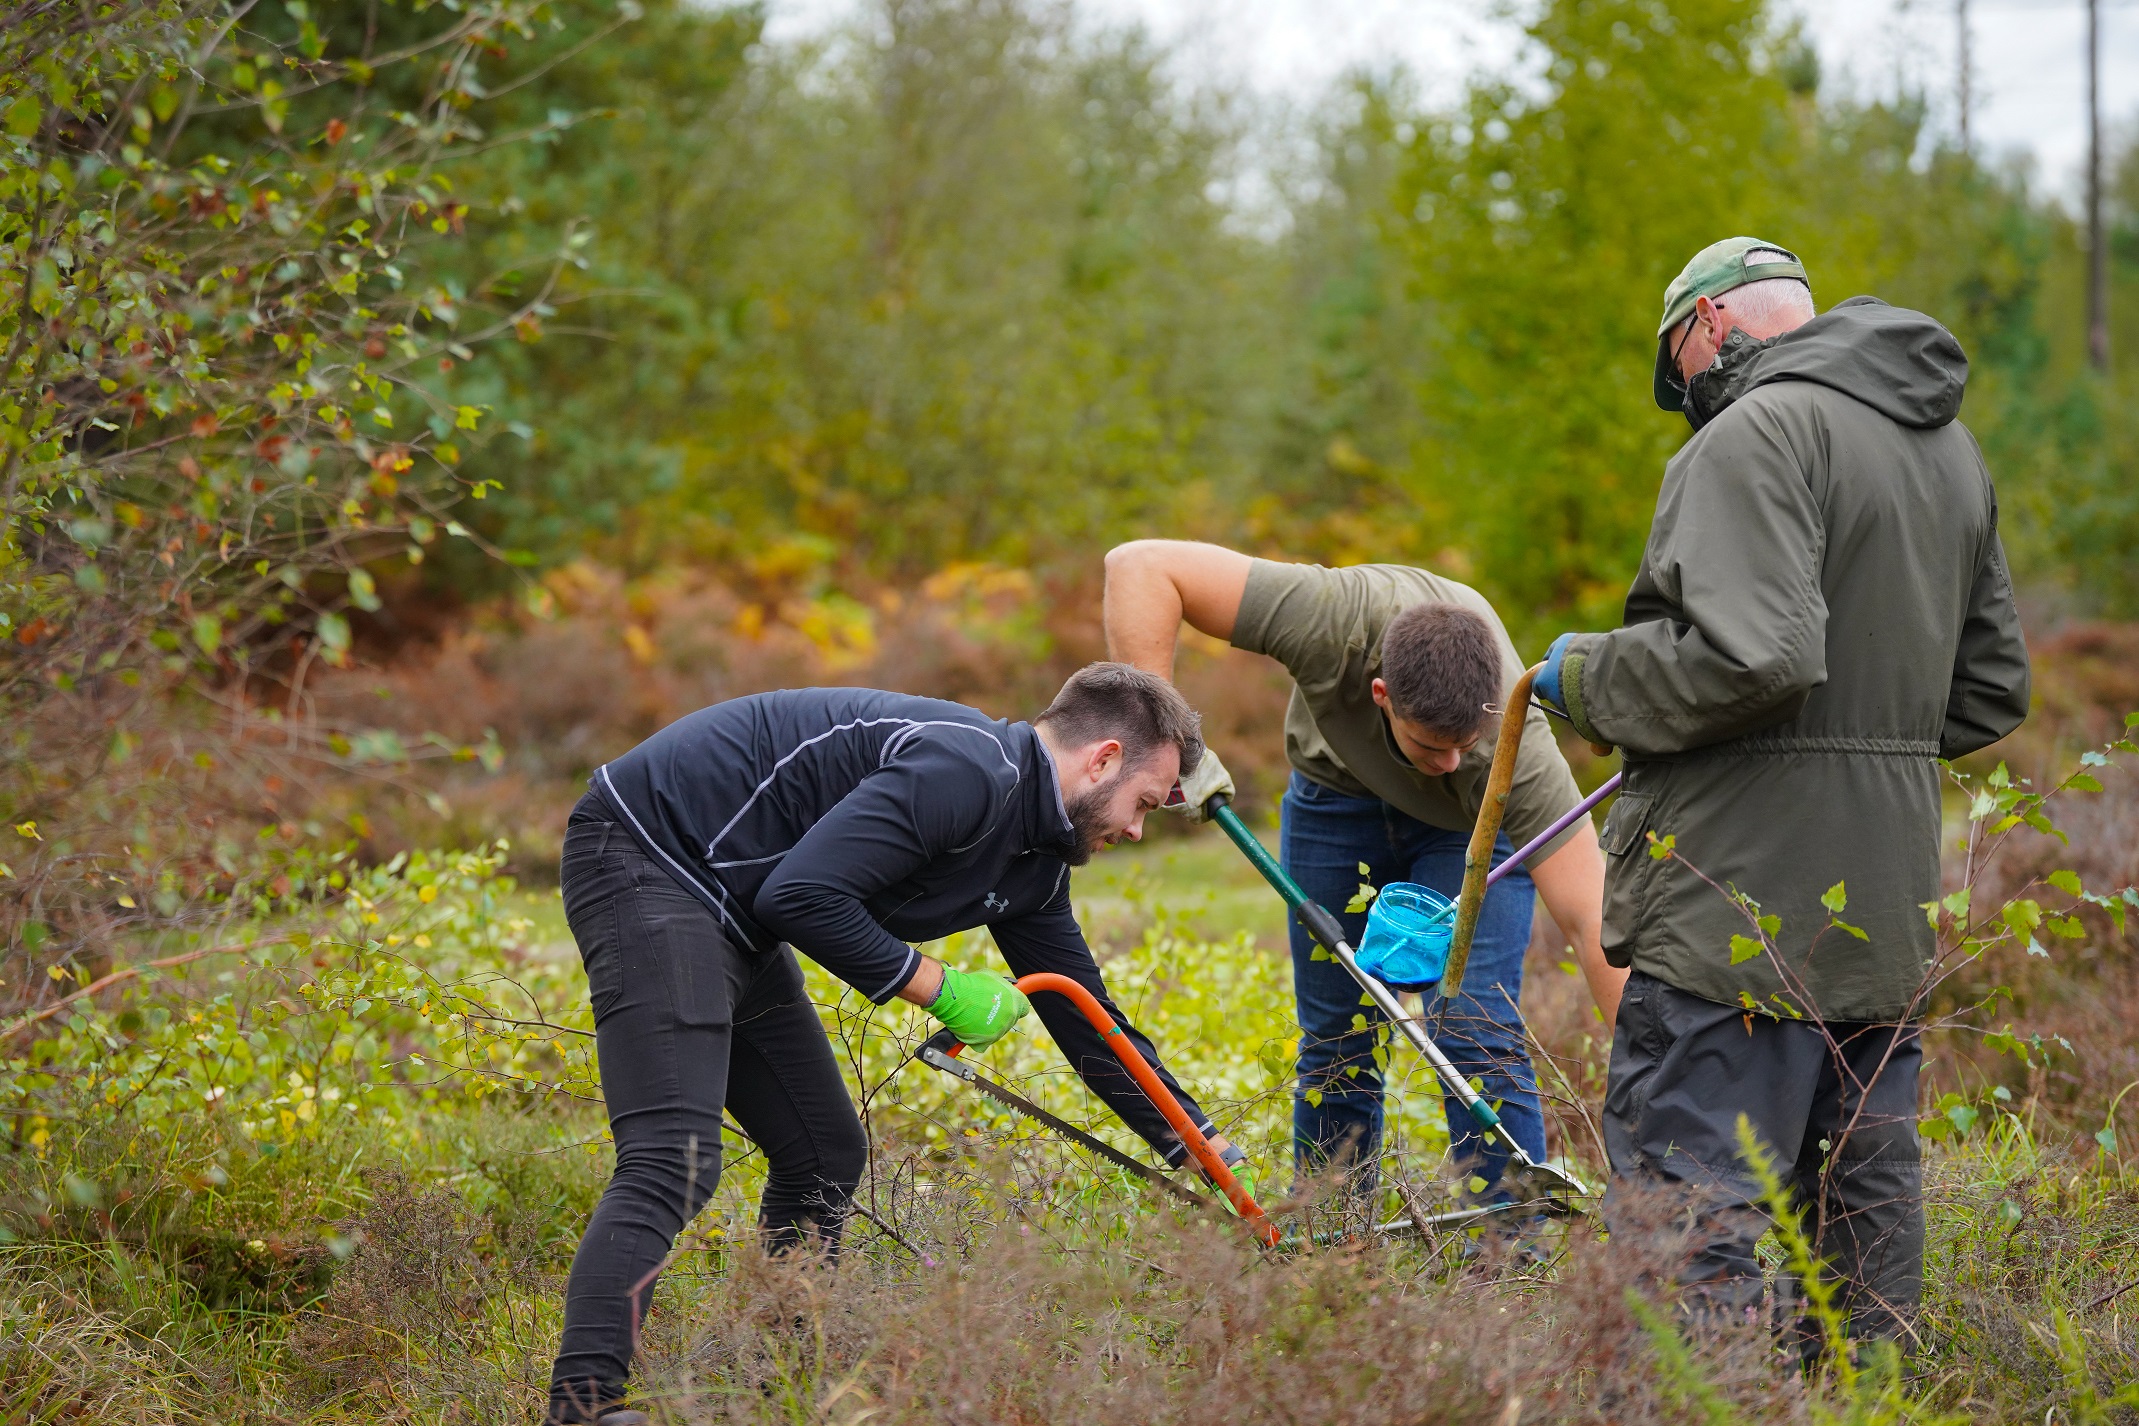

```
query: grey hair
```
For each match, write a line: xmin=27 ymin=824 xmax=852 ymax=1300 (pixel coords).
xmin=1675 ymin=274 xmax=1816 ymax=341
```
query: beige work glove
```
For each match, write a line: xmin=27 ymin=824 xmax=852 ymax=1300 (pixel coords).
xmin=1165 ymin=746 xmax=1237 ymax=824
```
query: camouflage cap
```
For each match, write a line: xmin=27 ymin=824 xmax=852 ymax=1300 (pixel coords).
xmin=1652 ymin=236 xmax=1811 ymax=410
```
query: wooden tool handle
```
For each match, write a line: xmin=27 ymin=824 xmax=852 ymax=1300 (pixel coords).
xmin=1439 ymin=665 xmax=1538 ymax=1002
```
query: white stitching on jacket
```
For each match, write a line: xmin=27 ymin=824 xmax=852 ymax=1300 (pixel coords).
xmin=596 ymin=764 xmax=754 ymax=944
xmin=701 ymin=717 xmax=1019 ymax=864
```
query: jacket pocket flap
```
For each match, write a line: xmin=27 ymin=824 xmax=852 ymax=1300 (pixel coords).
xmin=1598 ymin=792 xmax=1653 ymax=858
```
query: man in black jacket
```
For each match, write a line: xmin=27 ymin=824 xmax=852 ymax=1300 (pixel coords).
xmin=548 ymin=664 xmax=1232 ymax=1425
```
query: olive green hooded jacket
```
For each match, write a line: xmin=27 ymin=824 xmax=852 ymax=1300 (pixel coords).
xmin=1560 ymin=297 xmax=2030 ymax=1022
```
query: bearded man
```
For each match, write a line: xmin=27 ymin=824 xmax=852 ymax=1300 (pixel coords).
xmin=547 ymin=664 xmax=1241 ymax=1423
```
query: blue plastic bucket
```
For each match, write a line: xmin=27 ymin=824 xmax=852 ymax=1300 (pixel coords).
xmin=1353 ymin=882 xmax=1456 ymax=992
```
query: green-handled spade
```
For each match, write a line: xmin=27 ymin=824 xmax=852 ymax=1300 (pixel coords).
xmin=1205 ymin=789 xmax=1591 ymax=1216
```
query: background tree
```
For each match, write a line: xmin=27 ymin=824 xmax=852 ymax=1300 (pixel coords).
xmin=0 ymin=0 xmax=602 ymax=1016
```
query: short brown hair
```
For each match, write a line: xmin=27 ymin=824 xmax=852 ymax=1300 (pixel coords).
xmin=1035 ymin=662 xmax=1204 ymax=775
xmin=1379 ymin=603 xmax=1502 ymax=738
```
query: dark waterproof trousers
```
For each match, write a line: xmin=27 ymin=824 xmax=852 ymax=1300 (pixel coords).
xmin=549 ymin=798 xmax=869 ymax=1424
xmin=1603 ymin=970 xmax=1923 ymax=1348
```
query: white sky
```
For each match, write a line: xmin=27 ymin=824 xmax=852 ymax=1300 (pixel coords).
xmin=762 ymin=0 xmax=2138 ymax=209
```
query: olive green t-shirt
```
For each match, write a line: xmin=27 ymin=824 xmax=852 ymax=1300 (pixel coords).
xmin=1231 ymin=560 xmax=1585 ymax=861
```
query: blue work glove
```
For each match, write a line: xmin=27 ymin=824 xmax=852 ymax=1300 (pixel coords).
xmin=1534 ymin=633 xmax=1577 ymax=714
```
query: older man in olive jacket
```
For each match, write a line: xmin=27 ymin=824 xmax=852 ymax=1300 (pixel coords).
xmin=1535 ymin=238 xmax=2030 ymax=1351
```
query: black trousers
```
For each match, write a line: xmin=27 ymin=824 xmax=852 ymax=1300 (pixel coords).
xmin=1602 ymin=971 xmax=1923 ymax=1348
xmin=549 ymin=801 xmax=869 ymax=1423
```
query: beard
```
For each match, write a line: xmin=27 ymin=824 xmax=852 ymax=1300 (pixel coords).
xmin=1060 ymin=782 xmax=1116 ymax=867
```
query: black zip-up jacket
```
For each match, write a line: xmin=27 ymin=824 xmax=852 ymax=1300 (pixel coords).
xmin=591 ymin=687 xmax=1215 ymax=1162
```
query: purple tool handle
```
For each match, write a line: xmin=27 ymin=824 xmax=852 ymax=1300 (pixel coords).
xmin=1484 ymin=771 xmax=1624 ymax=888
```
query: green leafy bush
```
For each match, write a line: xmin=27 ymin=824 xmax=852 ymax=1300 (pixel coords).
xmin=0 ymin=0 xmax=611 ymax=1050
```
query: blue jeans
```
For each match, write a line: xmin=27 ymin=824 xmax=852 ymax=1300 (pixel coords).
xmin=1281 ymin=772 xmax=1546 ymax=1196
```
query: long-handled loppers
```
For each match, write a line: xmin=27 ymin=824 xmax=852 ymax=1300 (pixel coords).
xmin=1204 ymin=663 xmax=1619 ymax=1216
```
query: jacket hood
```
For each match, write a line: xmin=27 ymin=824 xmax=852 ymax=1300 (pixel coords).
xmin=1700 ymin=296 xmax=1969 ymax=430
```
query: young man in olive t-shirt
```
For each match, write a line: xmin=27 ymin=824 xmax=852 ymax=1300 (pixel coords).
xmin=1104 ymin=540 xmax=1622 ymax=1197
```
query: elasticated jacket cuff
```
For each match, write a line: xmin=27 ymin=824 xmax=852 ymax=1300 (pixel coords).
xmin=1560 ymin=650 xmax=1601 ymax=745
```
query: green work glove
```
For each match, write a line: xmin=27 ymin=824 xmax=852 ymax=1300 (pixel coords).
xmin=927 ymin=966 xmax=1031 ymax=1048
xmin=1202 ymin=1145 xmax=1261 ymax=1212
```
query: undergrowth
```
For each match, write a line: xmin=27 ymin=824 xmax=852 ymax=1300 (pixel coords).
xmin=5 ymin=740 xmax=2138 ymax=1422
xmin=4 ymin=1092 xmax=2135 ymax=1424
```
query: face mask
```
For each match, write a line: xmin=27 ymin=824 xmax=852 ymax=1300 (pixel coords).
xmin=1682 ymin=363 xmax=1725 ymax=431
xmin=1681 ymin=326 xmax=1779 ymax=431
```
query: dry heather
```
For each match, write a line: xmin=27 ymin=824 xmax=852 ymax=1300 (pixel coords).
xmin=627 ymin=1211 xmax=1811 ymax=1426
xmin=286 ymin=1171 xmax=523 ymax=1407
xmin=18 ymin=1128 xmax=2130 ymax=1425
xmin=259 ymin=1159 xmax=1835 ymax=1426
xmin=266 ymin=1133 xmax=2138 ymax=1426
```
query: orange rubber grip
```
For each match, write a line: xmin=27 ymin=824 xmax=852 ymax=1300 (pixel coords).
xmin=946 ymin=971 xmax=1278 ymax=1246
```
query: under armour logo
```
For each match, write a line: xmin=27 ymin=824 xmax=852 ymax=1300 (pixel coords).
xmin=983 ymin=891 xmax=1009 ymax=914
